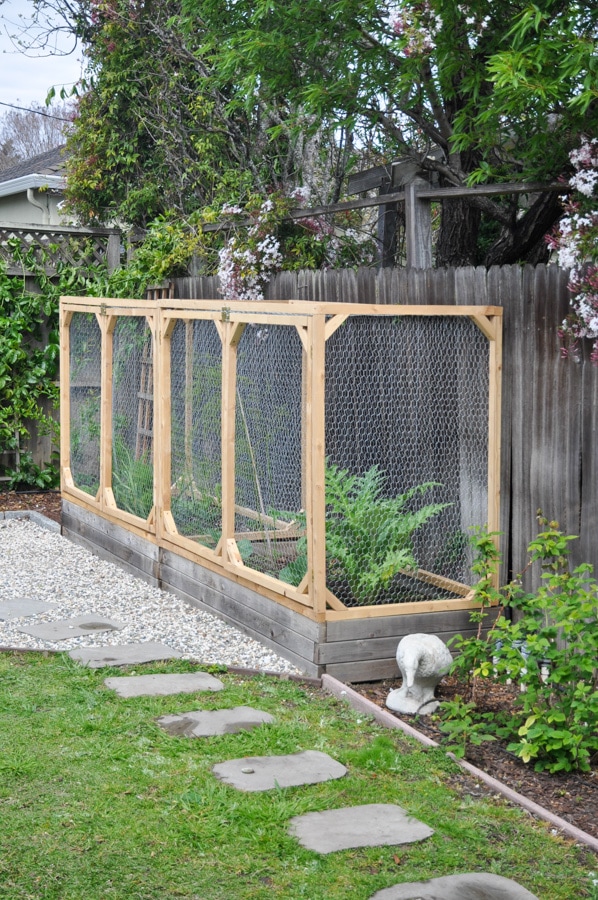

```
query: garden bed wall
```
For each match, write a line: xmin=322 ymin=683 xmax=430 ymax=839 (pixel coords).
xmin=60 ymin=296 xmax=502 ymax=679
xmin=62 ymin=498 xmax=501 ymax=681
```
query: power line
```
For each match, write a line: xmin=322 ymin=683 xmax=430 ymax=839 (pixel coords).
xmin=0 ymin=100 xmax=70 ymax=121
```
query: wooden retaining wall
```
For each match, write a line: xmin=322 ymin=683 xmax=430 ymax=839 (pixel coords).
xmin=62 ymin=499 xmax=499 ymax=681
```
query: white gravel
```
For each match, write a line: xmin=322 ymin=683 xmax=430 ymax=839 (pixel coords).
xmin=0 ymin=517 xmax=302 ymax=675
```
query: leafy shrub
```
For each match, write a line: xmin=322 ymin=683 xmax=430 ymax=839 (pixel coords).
xmin=440 ymin=518 xmax=598 ymax=773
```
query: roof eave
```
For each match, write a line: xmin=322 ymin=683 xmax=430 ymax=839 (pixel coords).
xmin=0 ymin=174 xmax=66 ymax=198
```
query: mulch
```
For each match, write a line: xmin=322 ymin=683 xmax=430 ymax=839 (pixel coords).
xmin=1 ymin=489 xmax=597 ymax=847
xmin=0 ymin=489 xmax=62 ymax=524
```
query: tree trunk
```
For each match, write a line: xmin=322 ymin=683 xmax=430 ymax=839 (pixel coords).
xmin=483 ymin=191 xmax=563 ymax=267
xmin=435 ymin=199 xmax=481 ymax=267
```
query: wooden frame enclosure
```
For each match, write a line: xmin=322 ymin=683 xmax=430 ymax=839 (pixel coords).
xmin=60 ymin=297 xmax=502 ymax=679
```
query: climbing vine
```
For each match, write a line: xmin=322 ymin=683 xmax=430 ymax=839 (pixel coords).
xmin=0 ymin=258 xmax=60 ymax=488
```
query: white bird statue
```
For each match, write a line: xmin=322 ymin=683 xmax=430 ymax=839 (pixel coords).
xmin=386 ymin=633 xmax=453 ymax=715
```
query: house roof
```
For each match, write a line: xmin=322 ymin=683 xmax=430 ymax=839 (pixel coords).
xmin=0 ymin=145 xmax=67 ymax=183
xmin=0 ymin=145 xmax=67 ymax=197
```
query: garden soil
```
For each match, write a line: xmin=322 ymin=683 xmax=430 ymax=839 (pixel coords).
xmin=1 ymin=489 xmax=596 ymax=845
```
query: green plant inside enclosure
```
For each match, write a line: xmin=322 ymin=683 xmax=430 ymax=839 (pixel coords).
xmin=111 ymin=439 xmax=154 ymax=519
xmin=439 ymin=519 xmax=598 ymax=773
xmin=0 ymin=651 xmax=592 ymax=900
xmin=280 ymin=462 xmax=448 ymax=605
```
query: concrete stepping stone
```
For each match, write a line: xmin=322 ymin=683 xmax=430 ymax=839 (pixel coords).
xmin=288 ymin=803 xmax=433 ymax=854
xmin=368 ymin=873 xmax=539 ymax=900
xmin=16 ymin=615 xmax=123 ymax=641
xmin=69 ymin=641 xmax=183 ymax=668
xmin=212 ymin=750 xmax=347 ymax=792
xmin=104 ymin=672 xmax=225 ymax=697
xmin=0 ymin=598 xmax=55 ymax=620
xmin=157 ymin=706 xmax=274 ymax=737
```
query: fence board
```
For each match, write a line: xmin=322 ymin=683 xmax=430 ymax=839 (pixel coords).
xmin=173 ymin=264 xmax=596 ymax=592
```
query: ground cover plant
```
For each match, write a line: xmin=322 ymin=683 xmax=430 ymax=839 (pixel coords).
xmin=0 ymin=651 xmax=594 ymax=900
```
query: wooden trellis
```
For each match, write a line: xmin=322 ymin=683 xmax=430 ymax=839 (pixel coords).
xmin=60 ymin=296 xmax=502 ymax=679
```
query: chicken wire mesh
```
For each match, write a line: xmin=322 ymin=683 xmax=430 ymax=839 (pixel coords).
xmin=169 ymin=319 xmax=223 ymax=548
xmin=111 ymin=317 xmax=154 ymax=520
xmin=65 ymin=303 xmax=495 ymax=610
xmin=234 ymin=323 xmax=303 ymax=579
xmin=69 ymin=313 xmax=101 ymax=496
xmin=324 ymin=314 xmax=489 ymax=606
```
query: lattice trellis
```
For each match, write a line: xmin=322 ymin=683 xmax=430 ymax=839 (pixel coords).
xmin=0 ymin=225 xmax=120 ymax=273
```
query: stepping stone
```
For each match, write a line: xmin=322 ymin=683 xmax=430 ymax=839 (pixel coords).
xmin=0 ymin=598 xmax=55 ymax=620
xmin=157 ymin=706 xmax=274 ymax=737
xmin=104 ymin=672 xmax=225 ymax=698
xmin=212 ymin=750 xmax=347 ymax=792
xmin=16 ymin=615 xmax=123 ymax=641
xmin=288 ymin=803 xmax=433 ymax=854
xmin=368 ymin=873 xmax=539 ymax=900
xmin=69 ymin=641 xmax=183 ymax=668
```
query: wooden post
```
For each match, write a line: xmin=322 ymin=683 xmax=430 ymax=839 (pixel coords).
xmin=106 ymin=232 xmax=121 ymax=273
xmin=405 ymin=179 xmax=433 ymax=269
xmin=100 ymin=314 xmax=116 ymax=509
xmin=487 ymin=314 xmax=503 ymax=579
xmin=221 ymin=319 xmax=245 ymax=562
xmin=156 ymin=314 xmax=177 ymax=541
xmin=59 ymin=306 xmax=73 ymax=490
xmin=307 ymin=312 xmax=327 ymax=619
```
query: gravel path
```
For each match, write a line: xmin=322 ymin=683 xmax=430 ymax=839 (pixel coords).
xmin=0 ymin=517 xmax=302 ymax=674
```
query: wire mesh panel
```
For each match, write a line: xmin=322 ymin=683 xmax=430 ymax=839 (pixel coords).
xmin=234 ymin=323 xmax=303 ymax=580
xmin=324 ymin=315 xmax=489 ymax=607
xmin=170 ymin=319 xmax=223 ymax=547
xmin=111 ymin=317 xmax=154 ymax=520
xmin=69 ymin=313 xmax=101 ymax=496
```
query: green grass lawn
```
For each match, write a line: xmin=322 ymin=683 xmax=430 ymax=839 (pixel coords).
xmin=0 ymin=651 xmax=593 ymax=899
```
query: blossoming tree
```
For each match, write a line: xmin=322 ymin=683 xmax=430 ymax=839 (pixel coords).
xmin=548 ymin=138 xmax=598 ymax=362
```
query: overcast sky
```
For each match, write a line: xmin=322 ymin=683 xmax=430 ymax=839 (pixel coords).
xmin=0 ymin=0 xmax=83 ymax=109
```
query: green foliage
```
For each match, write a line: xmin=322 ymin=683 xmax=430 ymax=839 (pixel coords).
xmin=111 ymin=439 xmax=154 ymax=520
xmin=5 ymin=452 xmax=60 ymax=491
xmin=280 ymin=461 xmax=448 ymax=605
xmin=436 ymin=700 xmax=497 ymax=760
xmin=447 ymin=529 xmax=504 ymax=689
xmin=178 ymin=0 xmax=598 ymax=264
xmin=0 ymin=260 xmax=60 ymax=486
xmin=324 ymin=462 xmax=448 ymax=604
xmin=439 ymin=519 xmax=598 ymax=774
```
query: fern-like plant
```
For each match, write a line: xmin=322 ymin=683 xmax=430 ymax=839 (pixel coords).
xmin=325 ymin=462 xmax=448 ymax=604
xmin=280 ymin=461 xmax=448 ymax=605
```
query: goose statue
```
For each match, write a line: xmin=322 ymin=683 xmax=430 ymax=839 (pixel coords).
xmin=386 ymin=633 xmax=453 ymax=715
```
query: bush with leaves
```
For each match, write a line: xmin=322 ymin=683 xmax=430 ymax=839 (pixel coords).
xmin=440 ymin=518 xmax=598 ymax=773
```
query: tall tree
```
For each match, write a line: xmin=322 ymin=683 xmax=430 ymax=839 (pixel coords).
xmin=0 ymin=103 xmax=72 ymax=168
xmin=16 ymin=0 xmax=598 ymax=264
xmin=51 ymin=0 xmax=349 ymax=225
xmin=187 ymin=0 xmax=597 ymax=265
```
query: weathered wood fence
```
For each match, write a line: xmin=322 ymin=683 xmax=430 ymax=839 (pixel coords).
xmin=173 ymin=264 xmax=595 ymax=589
